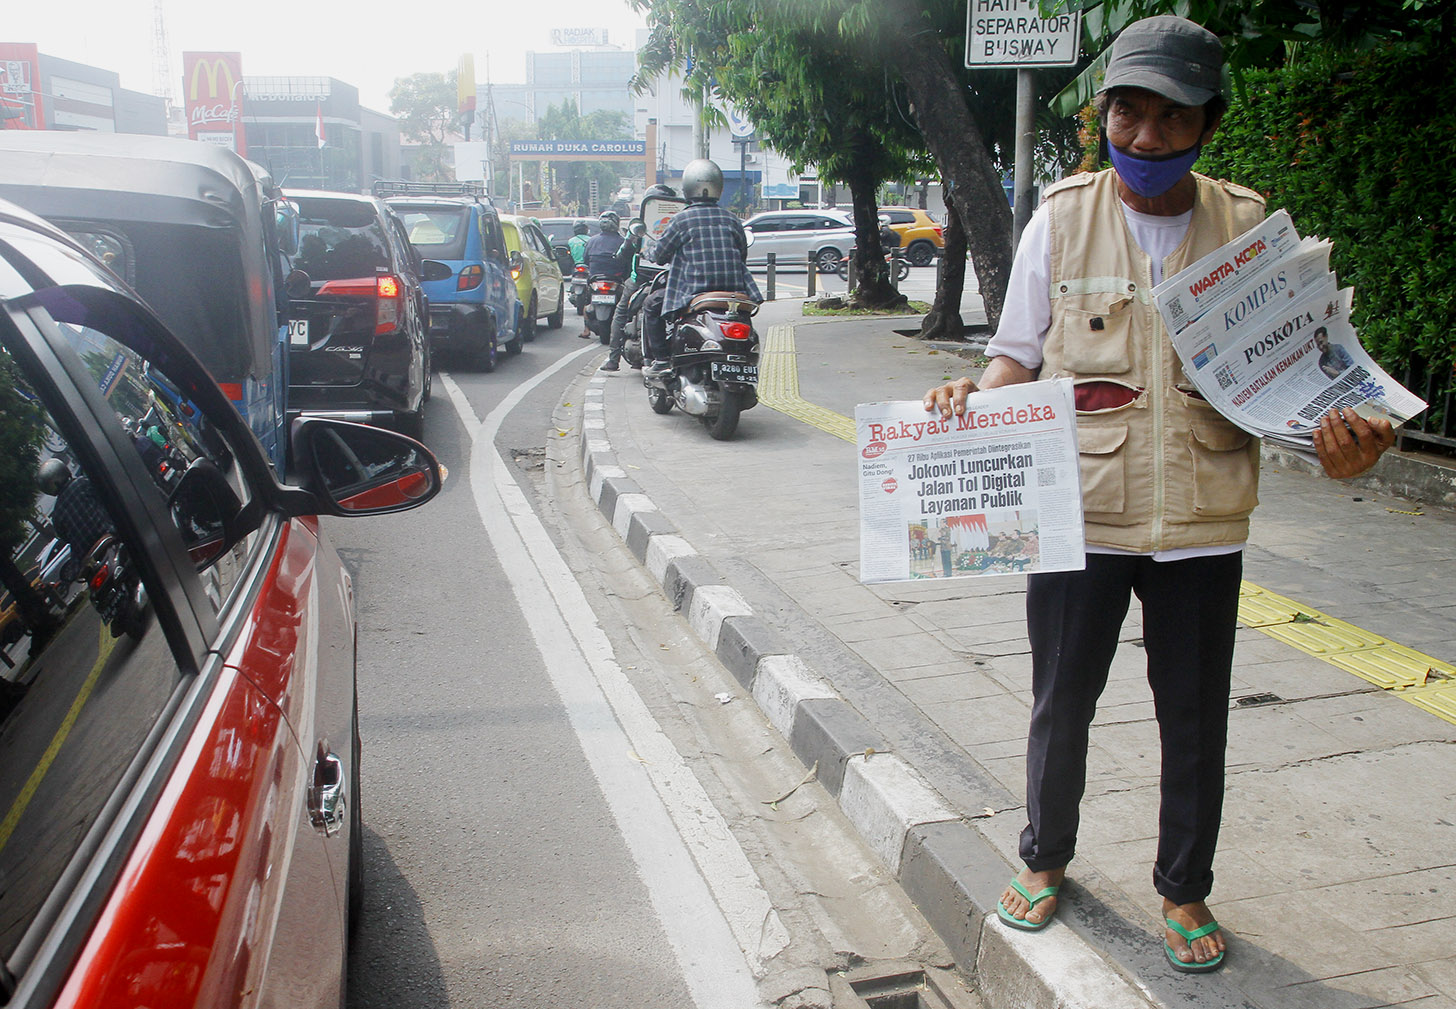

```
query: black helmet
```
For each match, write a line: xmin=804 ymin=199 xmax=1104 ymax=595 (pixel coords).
xmin=681 ymin=160 xmax=723 ymax=202
xmin=644 ymin=183 xmax=678 ymax=200
xmin=598 ymin=210 xmax=620 ymax=233
xmin=38 ymin=458 xmax=72 ymax=497
xmin=573 ymin=221 xmax=589 ymax=235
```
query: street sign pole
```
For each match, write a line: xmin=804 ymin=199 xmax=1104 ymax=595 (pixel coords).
xmin=965 ymin=0 xmax=1081 ymax=253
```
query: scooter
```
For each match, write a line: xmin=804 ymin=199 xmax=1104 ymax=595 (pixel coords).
xmin=618 ymin=261 xmax=666 ymax=371
xmin=585 ymin=275 xmax=623 ymax=344
xmin=642 ymin=283 xmax=761 ymax=440
xmin=81 ymin=535 xmax=150 ymax=641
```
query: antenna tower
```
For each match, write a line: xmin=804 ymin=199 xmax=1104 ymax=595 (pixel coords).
xmin=151 ymin=0 xmax=175 ymax=110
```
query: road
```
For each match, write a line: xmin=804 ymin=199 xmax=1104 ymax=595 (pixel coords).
xmin=332 ymin=308 xmax=953 ymax=1008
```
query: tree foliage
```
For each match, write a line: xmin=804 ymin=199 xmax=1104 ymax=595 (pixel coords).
xmin=390 ymin=71 xmax=458 ymax=182
xmin=1197 ymin=37 xmax=1455 ymax=429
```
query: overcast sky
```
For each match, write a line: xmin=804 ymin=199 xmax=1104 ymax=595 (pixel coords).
xmin=8 ymin=0 xmax=650 ymax=112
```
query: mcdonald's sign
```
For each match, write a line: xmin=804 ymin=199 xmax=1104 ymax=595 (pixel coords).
xmin=182 ymin=52 xmax=245 ymax=154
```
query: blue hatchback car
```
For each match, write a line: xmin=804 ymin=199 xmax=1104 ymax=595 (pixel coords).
xmin=377 ymin=182 xmax=520 ymax=372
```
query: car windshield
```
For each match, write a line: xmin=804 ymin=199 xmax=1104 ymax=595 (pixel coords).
xmin=540 ymin=219 xmax=589 ymax=245
xmin=292 ymin=198 xmax=392 ymax=281
xmin=392 ymin=204 xmax=470 ymax=260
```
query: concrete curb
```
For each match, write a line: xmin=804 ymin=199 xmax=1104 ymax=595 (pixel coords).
xmin=576 ymin=375 xmax=1157 ymax=1009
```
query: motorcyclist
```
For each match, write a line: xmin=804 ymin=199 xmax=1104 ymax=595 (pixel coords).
xmin=567 ymin=220 xmax=590 ymax=266
xmin=600 ymin=184 xmax=678 ymax=373
xmin=878 ymin=214 xmax=902 ymax=256
xmin=642 ymin=160 xmax=761 ymax=377
xmin=38 ymin=458 xmax=114 ymax=564
xmin=584 ymin=211 xmax=628 ymax=280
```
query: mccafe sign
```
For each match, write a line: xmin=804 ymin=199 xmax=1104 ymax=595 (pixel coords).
xmin=183 ymin=52 xmax=245 ymax=153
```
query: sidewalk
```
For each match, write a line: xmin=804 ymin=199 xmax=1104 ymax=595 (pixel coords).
xmin=572 ymin=296 xmax=1456 ymax=1009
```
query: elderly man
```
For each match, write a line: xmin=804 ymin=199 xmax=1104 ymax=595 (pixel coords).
xmin=924 ymin=16 xmax=1394 ymax=972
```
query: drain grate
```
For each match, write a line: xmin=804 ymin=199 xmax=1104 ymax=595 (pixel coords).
xmin=837 ymin=964 xmax=979 ymax=1009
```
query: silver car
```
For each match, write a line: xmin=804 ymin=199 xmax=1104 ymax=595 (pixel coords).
xmin=742 ymin=209 xmax=856 ymax=272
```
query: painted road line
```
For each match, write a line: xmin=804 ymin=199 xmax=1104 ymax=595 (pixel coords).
xmin=761 ymin=321 xmax=1456 ymax=726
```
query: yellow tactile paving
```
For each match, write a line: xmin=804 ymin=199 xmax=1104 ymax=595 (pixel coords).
xmin=1237 ymin=582 xmax=1456 ymax=718
xmin=760 ymin=324 xmax=1455 ymax=725
xmin=758 ymin=324 xmax=856 ymax=442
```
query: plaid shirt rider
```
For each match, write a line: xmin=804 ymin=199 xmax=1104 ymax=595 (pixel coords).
xmin=650 ymin=202 xmax=762 ymax=315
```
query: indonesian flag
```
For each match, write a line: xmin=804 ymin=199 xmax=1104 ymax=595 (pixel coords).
xmin=316 ymin=103 xmax=326 ymax=149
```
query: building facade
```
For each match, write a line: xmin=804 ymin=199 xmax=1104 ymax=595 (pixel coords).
xmin=1 ymin=43 xmax=167 ymax=134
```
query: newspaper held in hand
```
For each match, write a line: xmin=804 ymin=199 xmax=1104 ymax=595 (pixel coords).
xmin=1153 ymin=213 xmax=1425 ymax=460
xmin=856 ymin=379 xmax=1084 ymax=584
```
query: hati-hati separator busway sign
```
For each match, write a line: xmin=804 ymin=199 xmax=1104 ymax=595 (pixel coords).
xmin=965 ymin=0 xmax=1081 ymax=68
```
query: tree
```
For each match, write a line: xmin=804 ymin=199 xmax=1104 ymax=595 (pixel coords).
xmin=390 ymin=71 xmax=458 ymax=182
xmin=633 ymin=0 xmax=1085 ymax=329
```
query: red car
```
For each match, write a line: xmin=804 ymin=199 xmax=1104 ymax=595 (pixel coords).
xmin=0 ymin=200 xmax=441 ymax=1008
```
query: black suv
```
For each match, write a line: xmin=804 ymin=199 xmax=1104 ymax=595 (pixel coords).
xmin=283 ymin=189 xmax=445 ymax=439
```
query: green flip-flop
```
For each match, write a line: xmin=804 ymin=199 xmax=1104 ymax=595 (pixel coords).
xmin=996 ymin=878 xmax=1060 ymax=931
xmin=1164 ymin=917 xmax=1226 ymax=973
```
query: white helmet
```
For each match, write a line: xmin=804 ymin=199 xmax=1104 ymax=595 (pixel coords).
xmin=598 ymin=210 xmax=620 ymax=233
xmin=681 ymin=159 xmax=724 ymax=202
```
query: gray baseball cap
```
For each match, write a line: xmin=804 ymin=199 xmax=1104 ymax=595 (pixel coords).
xmin=1097 ymin=16 xmax=1225 ymax=106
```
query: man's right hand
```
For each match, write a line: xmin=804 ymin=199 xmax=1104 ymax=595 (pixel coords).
xmin=923 ymin=377 xmax=979 ymax=419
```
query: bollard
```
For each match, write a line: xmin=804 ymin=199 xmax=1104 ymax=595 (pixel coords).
xmin=806 ymin=255 xmax=817 ymax=297
xmin=766 ymin=252 xmax=776 ymax=301
xmin=890 ymin=252 xmax=901 ymax=293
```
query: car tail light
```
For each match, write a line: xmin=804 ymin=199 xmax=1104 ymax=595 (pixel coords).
xmin=90 ymin=564 xmax=110 ymax=591
xmin=934 ymin=226 xmax=944 ymax=237
xmin=511 ymin=266 xmax=522 ymax=280
xmin=719 ymin=321 xmax=752 ymax=341
xmin=457 ymin=264 xmax=484 ymax=291
xmin=374 ymin=275 xmax=401 ymax=334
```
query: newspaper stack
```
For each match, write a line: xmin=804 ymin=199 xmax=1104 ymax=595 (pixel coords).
xmin=1153 ymin=209 xmax=1425 ymax=457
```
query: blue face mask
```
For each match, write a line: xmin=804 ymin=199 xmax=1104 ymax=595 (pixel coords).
xmin=1108 ymin=143 xmax=1201 ymax=198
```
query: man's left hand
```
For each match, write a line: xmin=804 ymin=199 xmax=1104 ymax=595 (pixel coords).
xmin=1314 ymin=407 xmax=1396 ymax=479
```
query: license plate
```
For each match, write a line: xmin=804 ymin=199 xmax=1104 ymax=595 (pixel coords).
xmin=288 ymin=319 xmax=310 ymax=345
xmin=712 ymin=361 xmax=758 ymax=383
xmin=591 ymin=294 xmax=616 ymax=304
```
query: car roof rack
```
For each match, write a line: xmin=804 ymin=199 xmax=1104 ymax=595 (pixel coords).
xmin=372 ymin=180 xmax=488 ymax=199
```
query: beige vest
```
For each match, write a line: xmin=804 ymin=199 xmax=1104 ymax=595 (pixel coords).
xmin=1041 ymin=169 xmax=1267 ymax=551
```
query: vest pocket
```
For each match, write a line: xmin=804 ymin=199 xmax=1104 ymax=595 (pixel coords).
xmin=1077 ymin=423 xmax=1130 ymax=519
xmin=1058 ymin=294 xmax=1134 ymax=374
xmin=1188 ymin=420 xmax=1258 ymax=516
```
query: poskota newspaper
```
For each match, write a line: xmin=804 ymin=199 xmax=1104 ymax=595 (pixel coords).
xmin=1154 ymin=212 xmax=1425 ymax=456
xmin=855 ymin=379 xmax=1083 ymax=583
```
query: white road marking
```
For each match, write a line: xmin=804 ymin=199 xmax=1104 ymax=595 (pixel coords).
xmin=441 ymin=361 xmax=784 ymax=1008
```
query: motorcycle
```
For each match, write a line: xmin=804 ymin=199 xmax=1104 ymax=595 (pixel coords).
xmin=569 ymin=262 xmax=590 ymax=316
xmin=585 ymin=276 xmax=624 ymax=344
xmin=81 ymin=535 xmax=150 ymax=641
xmin=836 ymin=247 xmax=910 ymax=283
xmin=642 ymin=281 xmax=761 ymax=440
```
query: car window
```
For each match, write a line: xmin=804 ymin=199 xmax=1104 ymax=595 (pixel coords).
xmin=883 ymin=210 xmax=914 ymax=225
xmin=0 ymin=339 xmax=187 ymax=969
xmin=527 ymin=223 xmax=552 ymax=256
xmin=479 ymin=211 xmax=507 ymax=264
xmin=393 ymin=204 xmax=470 ymax=260
xmin=291 ymin=197 xmax=393 ymax=281
xmin=501 ymin=221 xmax=521 ymax=253
xmin=385 ymin=214 xmax=421 ymax=277
xmin=747 ymin=218 xmax=781 ymax=233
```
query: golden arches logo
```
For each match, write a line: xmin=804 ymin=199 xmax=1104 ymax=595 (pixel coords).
xmin=188 ymin=58 xmax=236 ymax=102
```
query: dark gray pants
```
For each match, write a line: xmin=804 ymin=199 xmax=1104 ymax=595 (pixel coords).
xmin=606 ymin=276 xmax=639 ymax=366
xmin=1020 ymin=550 xmax=1242 ymax=905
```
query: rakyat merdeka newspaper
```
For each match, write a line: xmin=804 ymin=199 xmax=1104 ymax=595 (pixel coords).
xmin=1155 ymin=213 xmax=1426 ymax=458
xmin=855 ymin=379 xmax=1084 ymax=584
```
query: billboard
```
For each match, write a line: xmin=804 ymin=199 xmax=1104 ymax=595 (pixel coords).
xmin=183 ymin=51 xmax=246 ymax=153
xmin=0 ymin=44 xmax=44 ymax=129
